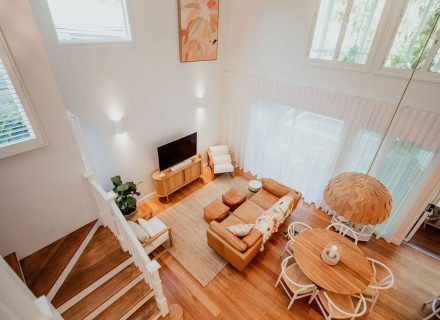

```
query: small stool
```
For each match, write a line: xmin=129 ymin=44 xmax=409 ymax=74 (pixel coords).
xmin=204 ymin=199 xmax=230 ymax=223
xmin=222 ymin=187 xmax=246 ymax=212
xmin=248 ymin=180 xmax=262 ymax=193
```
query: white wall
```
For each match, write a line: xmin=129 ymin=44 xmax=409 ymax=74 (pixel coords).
xmin=223 ymin=0 xmax=440 ymax=112
xmin=29 ymin=0 xmax=225 ymax=197
xmin=0 ymin=0 xmax=97 ymax=259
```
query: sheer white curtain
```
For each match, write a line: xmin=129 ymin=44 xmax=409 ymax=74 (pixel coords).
xmin=222 ymin=72 xmax=395 ymax=204
xmin=221 ymin=71 xmax=440 ymax=244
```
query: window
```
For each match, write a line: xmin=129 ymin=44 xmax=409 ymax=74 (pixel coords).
xmin=46 ymin=0 xmax=131 ymax=43
xmin=0 ymin=33 xmax=46 ymax=159
xmin=308 ymin=0 xmax=386 ymax=65
xmin=384 ymin=0 xmax=440 ymax=74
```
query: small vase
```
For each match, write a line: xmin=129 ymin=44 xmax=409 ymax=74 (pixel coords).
xmin=321 ymin=241 xmax=342 ymax=266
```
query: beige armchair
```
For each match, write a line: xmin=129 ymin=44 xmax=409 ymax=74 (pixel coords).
xmin=207 ymin=145 xmax=235 ymax=176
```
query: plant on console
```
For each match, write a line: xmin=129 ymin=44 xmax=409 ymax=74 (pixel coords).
xmin=111 ymin=175 xmax=140 ymax=216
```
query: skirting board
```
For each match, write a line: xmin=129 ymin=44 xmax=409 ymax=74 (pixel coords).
xmin=138 ymin=162 xmax=209 ymax=205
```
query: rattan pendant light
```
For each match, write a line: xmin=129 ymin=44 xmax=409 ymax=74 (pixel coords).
xmin=323 ymin=172 xmax=392 ymax=225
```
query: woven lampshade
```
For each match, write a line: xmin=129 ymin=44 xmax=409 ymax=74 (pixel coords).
xmin=323 ymin=172 xmax=392 ymax=225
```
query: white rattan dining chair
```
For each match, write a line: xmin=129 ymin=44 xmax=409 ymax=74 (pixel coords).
xmin=275 ymin=256 xmax=317 ymax=310
xmin=423 ymin=295 xmax=440 ymax=320
xmin=310 ymin=289 xmax=367 ymax=320
xmin=326 ymin=222 xmax=359 ymax=245
xmin=282 ymin=222 xmax=311 ymax=256
xmin=363 ymin=257 xmax=394 ymax=312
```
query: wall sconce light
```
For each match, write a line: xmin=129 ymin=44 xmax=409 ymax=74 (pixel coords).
xmin=113 ymin=118 xmax=126 ymax=135
xmin=196 ymin=94 xmax=204 ymax=109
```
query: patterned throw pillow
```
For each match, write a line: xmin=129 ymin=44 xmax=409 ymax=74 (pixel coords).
xmin=226 ymin=224 xmax=254 ymax=237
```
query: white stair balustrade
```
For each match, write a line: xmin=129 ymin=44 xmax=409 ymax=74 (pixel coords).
xmin=85 ymin=171 xmax=169 ymax=317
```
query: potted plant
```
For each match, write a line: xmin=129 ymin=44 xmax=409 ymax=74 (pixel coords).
xmin=111 ymin=175 xmax=141 ymax=220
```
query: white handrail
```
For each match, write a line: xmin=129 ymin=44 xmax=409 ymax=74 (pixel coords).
xmin=85 ymin=172 xmax=169 ymax=317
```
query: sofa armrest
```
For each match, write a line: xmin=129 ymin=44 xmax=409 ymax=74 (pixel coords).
xmin=262 ymin=178 xmax=294 ymax=198
xmin=289 ymin=191 xmax=302 ymax=213
xmin=209 ymin=221 xmax=248 ymax=252
xmin=242 ymin=228 xmax=262 ymax=247
xmin=207 ymin=227 xmax=262 ymax=271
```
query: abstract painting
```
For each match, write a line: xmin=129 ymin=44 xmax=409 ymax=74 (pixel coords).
xmin=178 ymin=0 xmax=219 ymax=62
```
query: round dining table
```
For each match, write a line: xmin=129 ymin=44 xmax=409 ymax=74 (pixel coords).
xmin=292 ymin=228 xmax=373 ymax=295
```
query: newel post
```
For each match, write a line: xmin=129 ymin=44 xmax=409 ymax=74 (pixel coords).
xmin=146 ymin=260 xmax=169 ymax=317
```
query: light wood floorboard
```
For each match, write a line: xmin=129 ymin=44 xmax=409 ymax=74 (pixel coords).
xmin=144 ymin=167 xmax=440 ymax=319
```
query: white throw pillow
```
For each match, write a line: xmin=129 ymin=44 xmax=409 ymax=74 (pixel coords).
xmin=272 ymin=195 xmax=293 ymax=214
xmin=209 ymin=145 xmax=229 ymax=156
xmin=128 ymin=221 xmax=149 ymax=242
xmin=138 ymin=217 xmax=167 ymax=237
xmin=213 ymin=154 xmax=231 ymax=165
xmin=226 ymin=224 xmax=254 ymax=237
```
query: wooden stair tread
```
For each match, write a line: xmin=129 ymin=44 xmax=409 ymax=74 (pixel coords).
xmin=52 ymin=226 xmax=131 ymax=308
xmin=4 ymin=252 xmax=25 ymax=282
xmin=62 ymin=263 xmax=141 ymax=320
xmin=95 ymin=280 xmax=153 ymax=320
xmin=20 ymin=220 xmax=97 ymax=297
xmin=128 ymin=297 xmax=160 ymax=320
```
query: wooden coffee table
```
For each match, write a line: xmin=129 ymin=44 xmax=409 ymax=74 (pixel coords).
xmin=292 ymin=228 xmax=372 ymax=295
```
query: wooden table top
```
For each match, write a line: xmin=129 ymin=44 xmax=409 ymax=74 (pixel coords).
xmin=292 ymin=228 xmax=372 ymax=295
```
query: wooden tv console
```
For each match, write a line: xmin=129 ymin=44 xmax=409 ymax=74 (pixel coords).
xmin=152 ymin=154 xmax=203 ymax=202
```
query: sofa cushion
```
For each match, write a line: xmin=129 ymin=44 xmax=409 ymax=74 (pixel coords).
xmin=250 ymin=189 xmax=279 ymax=210
xmin=232 ymin=200 xmax=265 ymax=224
xmin=220 ymin=214 xmax=245 ymax=227
xmin=209 ymin=221 xmax=248 ymax=252
xmin=242 ymin=228 xmax=262 ymax=247
xmin=262 ymin=178 xmax=292 ymax=198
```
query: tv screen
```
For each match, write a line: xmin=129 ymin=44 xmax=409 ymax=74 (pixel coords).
xmin=157 ymin=132 xmax=197 ymax=171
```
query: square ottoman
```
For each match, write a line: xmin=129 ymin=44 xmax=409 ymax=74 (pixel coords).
xmin=204 ymin=199 xmax=230 ymax=223
xmin=222 ymin=187 xmax=246 ymax=212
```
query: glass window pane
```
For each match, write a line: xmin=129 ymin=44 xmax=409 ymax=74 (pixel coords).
xmin=429 ymin=47 xmax=440 ymax=73
xmin=0 ymin=59 xmax=35 ymax=147
xmin=46 ymin=0 xmax=130 ymax=42
xmin=310 ymin=0 xmax=348 ymax=60
xmin=338 ymin=0 xmax=386 ymax=64
xmin=385 ymin=0 xmax=440 ymax=70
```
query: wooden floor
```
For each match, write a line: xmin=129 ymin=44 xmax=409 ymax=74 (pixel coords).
xmin=52 ymin=226 xmax=131 ymax=308
xmin=409 ymin=224 xmax=440 ymax=257
xmin=143 ymin=167 xmax=440 ymax=320
xmin=20 ymin=220 xmax=96 ymax=297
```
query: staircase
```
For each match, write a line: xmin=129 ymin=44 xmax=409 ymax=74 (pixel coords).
xmin=4 ymin=221 xmax=163 ymax=320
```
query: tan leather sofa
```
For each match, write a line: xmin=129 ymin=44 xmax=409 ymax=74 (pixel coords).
xmin=207 ymin=178 xmax=302 ymax=271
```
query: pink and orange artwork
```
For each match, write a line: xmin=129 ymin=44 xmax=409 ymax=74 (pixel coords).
xmin=178 ymin=0 xmax=219 ymax=62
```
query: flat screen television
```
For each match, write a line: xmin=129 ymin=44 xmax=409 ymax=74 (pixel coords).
xmin=157 ymin=132 xmax=197 ymax=171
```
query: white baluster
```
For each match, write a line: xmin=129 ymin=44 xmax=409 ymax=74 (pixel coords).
xmin=146 ymin=261 xmax=169 ymax=316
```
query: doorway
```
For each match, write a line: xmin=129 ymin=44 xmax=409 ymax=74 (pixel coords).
xmin=405 ymin=189 xmax=440 ymax=259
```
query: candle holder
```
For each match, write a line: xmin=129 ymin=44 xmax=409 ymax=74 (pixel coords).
xmin=321 ymin=241 xmax=342 ymax=266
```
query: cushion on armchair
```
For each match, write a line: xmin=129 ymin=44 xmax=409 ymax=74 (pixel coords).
xmin=213 ymin=163 xmax=234 ymax=174
xmin=213 ymin=154 xmax=232 ymax=165
xmin=209 ymin=145 xmax=229 ymax=156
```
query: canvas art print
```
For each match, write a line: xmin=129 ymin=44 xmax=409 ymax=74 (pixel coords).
xmin=178 ymin=0 xmax=219 ymax=62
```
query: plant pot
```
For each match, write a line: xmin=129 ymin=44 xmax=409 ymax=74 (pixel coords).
xmin=124 ymin=208 xmax=138 ymax=220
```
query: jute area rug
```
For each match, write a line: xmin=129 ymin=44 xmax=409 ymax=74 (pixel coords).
xmin=158 ymin=174 xmax=250 ymax=287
